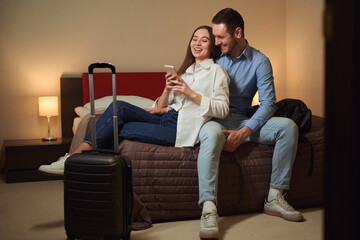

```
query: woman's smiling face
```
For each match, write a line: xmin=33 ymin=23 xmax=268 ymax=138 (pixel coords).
xmin=190 ymin=28 xmax=211 ymax=63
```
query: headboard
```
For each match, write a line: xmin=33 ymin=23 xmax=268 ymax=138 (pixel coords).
xmin=81 ymin=72 xmax=165 ymax=105
xmin=60 ymin=72 xmax=165 ymax=138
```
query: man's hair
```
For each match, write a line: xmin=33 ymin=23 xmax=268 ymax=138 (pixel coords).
xmin=212 ymin=8 xmax=245 ymax=35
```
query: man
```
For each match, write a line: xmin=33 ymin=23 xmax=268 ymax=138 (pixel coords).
xmin=198 ymin=8 xmax=303 ymax=239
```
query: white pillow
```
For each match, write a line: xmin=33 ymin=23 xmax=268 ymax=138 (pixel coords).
xmin=74 ymin=106 xmax=90 ymax=118
xmin=72 ymin=117 xmax=82 ymax=135
xmin=74 ymin=95 xmax=155 ymax=117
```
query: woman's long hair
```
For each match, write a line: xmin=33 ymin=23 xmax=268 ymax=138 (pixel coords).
xmin=177 ymin=25 xmax=220 ymax=75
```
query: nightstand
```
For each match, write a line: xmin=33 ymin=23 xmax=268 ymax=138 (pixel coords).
xmin=4 ymin=138 xmax=72 ymax=183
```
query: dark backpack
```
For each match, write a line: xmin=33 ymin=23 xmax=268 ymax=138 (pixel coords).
xmin=249 ymin=98 xmax=314 ymax=176
xmin=275 ymin=99 xmax=312 ymax=134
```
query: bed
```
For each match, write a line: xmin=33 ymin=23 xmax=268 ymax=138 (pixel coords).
xmin=60 ymin=72 xmax=325 ymax=230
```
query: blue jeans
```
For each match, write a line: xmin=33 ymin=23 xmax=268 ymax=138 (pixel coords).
xmin=197 ymin=113 xmax=299 ymax=206
xmin=84 ymin=101 xmax=178 ymax=150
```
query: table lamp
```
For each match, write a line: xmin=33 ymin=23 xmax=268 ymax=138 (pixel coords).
xmin=38 ymin=96 xmax=58 ymax=141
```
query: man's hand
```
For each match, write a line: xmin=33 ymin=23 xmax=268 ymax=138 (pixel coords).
xmin=146 ymin=107 xmax=167 ymax=115
xmin=222 ymin=126 xmax=253 ymax=152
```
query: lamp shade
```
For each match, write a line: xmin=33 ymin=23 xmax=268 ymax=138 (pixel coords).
xmin=38 ymin=96 xmax=58 ymax=117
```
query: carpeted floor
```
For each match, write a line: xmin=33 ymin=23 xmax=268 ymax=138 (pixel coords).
xmin=0 ymin=177 xmax=323 ymax=240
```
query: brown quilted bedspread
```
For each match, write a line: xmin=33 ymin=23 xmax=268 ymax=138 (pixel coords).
xmin=69 ymin=115 xmax=325 ymax=229
xmin=120 ymin=116 xmax=325 ymax=228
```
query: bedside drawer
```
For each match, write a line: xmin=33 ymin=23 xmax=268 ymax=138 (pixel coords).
xmin=4 ymin=138 xmax=72 ymax=183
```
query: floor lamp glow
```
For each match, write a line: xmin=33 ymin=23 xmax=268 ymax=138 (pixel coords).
xmin=38 ymin=96 xmax=58 ymax=141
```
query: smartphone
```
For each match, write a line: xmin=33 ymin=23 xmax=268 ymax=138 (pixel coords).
xmin=164 ymin=65 xmax=177 ymax=75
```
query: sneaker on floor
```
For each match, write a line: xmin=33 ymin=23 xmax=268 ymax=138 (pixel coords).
xmin=264 ymin=193 xmax=304 ymax=222
xmin=38 ymin=153 xmax=70 ymax=176
xmin=199 ymin=209 xmax=219 ymax=239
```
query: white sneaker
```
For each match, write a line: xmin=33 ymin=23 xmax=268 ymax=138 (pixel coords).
xmin=199 ymin=209 xmax=219 ymax=239
xmin=264 ymin=193 xmax=304 ymax=222
xmin=38 ymin=153 xmax=70 ymax=176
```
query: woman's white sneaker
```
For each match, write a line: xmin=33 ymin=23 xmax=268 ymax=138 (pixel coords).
xmin=38 ymin=153 xmax=70 ymax=176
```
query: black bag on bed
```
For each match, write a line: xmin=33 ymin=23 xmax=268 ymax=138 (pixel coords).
xmin=274 ymin=98 xmax=312 ymax=134
xmin=64 ymin=63 xmax=133 ymax=240
xmin=248 ymin=98 xmax=312 ymax=133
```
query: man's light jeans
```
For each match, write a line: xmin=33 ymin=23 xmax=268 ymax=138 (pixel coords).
xmin=197 ymin=113 xmax=299 ymax=205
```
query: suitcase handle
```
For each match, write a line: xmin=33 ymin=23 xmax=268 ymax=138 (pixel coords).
xmin=88 ymin=62 xmax=116 ymax=74
xmin=88 ymin=62 xmax=119 ymax=152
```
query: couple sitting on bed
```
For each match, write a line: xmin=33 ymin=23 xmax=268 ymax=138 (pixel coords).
xmin=39 ymin=8 xmax=303 ymax=240
xmin=40 ymin=24 xmax=230 ymax=164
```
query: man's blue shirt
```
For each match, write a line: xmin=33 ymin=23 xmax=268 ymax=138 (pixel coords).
xmin=216 ymin=43 xmax=277 ymax=132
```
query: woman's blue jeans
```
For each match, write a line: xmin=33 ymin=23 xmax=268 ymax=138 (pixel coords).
xmin=84 ymin=101 xmax=178 ymax=150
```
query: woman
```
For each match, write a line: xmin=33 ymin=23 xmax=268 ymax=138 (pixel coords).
xmin=39 ymin=25 xmax=230 ymax=176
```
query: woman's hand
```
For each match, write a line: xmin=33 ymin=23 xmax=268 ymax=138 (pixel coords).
xmin=146 ymin=107 xmax=167 ymax=115
xmin=166 ymin=73 xmax=202 ymax=105
xmin=164 ymin=73 xmax=174 ymax=93
xmin=156 ymin=73 xmax=174 ymax=108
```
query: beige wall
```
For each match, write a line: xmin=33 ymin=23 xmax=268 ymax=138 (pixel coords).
xmin=0 ymin=0 xmax=324 ymax=146
xmin=286 ymin=0 xmax=325 ymax=116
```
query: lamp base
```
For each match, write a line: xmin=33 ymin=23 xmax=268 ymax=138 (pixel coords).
xmin=42 ymin=137 xmax=57 ymax=141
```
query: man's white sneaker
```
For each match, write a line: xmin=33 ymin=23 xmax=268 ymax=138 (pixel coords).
xmin=264 ymin=193 xmax=304 ymax=222
xmin=199 ymin=209 xmax=219 ymax=239
xmin=38 ymin=153 xmax=70 ymax=176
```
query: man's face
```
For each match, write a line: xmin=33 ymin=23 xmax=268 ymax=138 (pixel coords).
xmin=212 ymin=23 xmax=238 ymax=55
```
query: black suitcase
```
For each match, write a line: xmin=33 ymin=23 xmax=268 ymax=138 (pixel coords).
xmin=64 ymin=62 xmax=133 ymax=240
